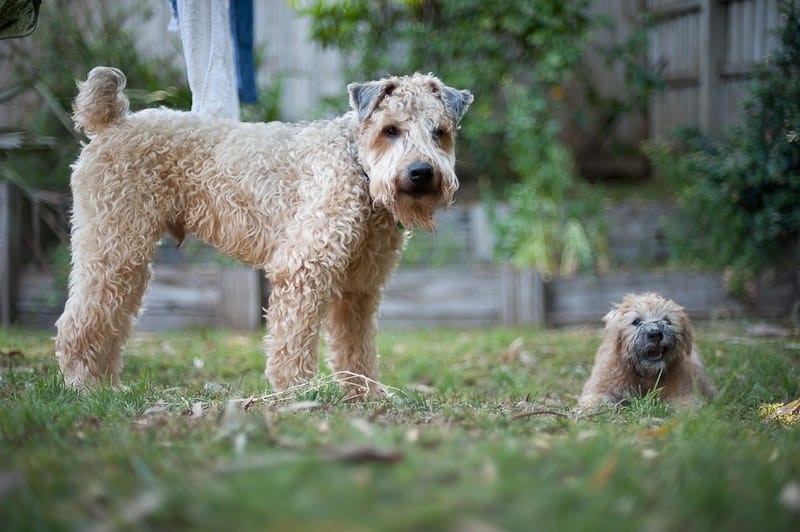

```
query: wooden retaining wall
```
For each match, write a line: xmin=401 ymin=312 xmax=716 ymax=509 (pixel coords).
xmin=13 ymin=264 xmax=798 ymax=331
xmin=16 ymin=265 xmax=264 ymax=332
xmin=396 ymin=267 xmax=798 ymax=329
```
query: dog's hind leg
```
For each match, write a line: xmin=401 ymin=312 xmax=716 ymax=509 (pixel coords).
xmin=55 ymin=208 xmax=158 ymax=390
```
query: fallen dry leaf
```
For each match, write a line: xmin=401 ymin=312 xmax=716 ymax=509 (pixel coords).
xmin=760 ymin=399 xmax=800 ymax=426
xmin=323 ymin=445 xmax=404 ymax=464
xmin=639 ymin=419 xmax=678 ymax=438
xmin=277 ymin=400 xmax=321 ymax=414
xmin=190 ymin=401 xmax=204 ymax=418
xmin=142 ymin=402 xmax=169 ymax=416
xmin=590 ymin=454 xmax=619 ymax=490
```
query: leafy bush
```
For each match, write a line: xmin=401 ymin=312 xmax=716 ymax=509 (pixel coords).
xmin=301 ymin=0 xmax=610 ymax=274
xmin=646 ymin=1 xmax=800 ymax=290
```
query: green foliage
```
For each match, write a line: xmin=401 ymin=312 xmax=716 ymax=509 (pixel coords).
xmin=646 ymin=1 xmax=800 ymax=290
xmin=302 ymin=0 xmax=589 ymax=179
xmin=300 ymin=0 xmax=609 ymax=274
xmin=489 ymin=101 xmax=605 ymax=273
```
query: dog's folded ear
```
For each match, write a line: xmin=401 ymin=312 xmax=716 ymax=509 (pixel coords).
xmin=602 ymin=305 xmax=620 ymax=329
xmin=348 ymin=79 xmax=398 ymax=122
xmin=442 ymin=86 xmax=473 ymax=126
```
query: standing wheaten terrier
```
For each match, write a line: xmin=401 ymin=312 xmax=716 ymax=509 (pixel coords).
xmin=578 ymin=292 xmax=717 ymax=409
xmin=55 ymin=66 xmax=472 ymax=397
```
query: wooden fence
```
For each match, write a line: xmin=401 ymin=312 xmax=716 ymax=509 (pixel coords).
xmin=251 ymin=0 xmax=784 ymax=139
xmin=647 ymin=0 xmax=782 ymax=137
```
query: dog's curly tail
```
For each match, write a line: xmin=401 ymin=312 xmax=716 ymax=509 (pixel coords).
xmin=73 ymin=66 xmax=129 ymax=136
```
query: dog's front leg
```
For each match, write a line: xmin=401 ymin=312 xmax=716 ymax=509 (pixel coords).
xmin=263 ymin=264 xmax=334 ymax=392
xmin=324 ymin=290 xmax=383 ymax=400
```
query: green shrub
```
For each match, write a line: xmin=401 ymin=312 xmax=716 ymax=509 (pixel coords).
xmin=646 ymin=1 xmax=800 ymax=290
xmin=301 ymin=0 xmax=611 ymax=274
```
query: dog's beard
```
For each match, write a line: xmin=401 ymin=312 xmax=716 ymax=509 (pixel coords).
xmin=626 ymin=352 xmax=669 ymax=379
xmin=386 ymin=191 xmax=440 ymax=232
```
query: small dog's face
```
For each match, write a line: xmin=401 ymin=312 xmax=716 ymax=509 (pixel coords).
xmin=605 ymin=292 xmax=693 ymax=379
xmin=349 ymin=74 xmax=473 ymax=232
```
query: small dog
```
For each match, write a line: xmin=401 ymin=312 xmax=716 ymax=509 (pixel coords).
xmin=578 ymin=292 xmax=716 ymax=409
xmin=55 ymin=66 xmax=472 ymax=397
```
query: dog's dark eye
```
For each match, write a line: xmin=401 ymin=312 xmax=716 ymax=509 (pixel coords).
xmin=632 ymin=318 xmax=642 ymax=326
xmin=383 ymin=125 xmax=400 ymax=138
xmin=433 ymin=127 xmax=445 ymax=139
xmin=663 ymin=317 xmax=671 ymax=325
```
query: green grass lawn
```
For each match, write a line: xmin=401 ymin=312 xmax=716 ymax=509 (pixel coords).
xmin=1 ymin=323 xmax=799 ymax=531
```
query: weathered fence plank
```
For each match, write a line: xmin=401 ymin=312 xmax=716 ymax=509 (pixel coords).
xmin=649 ymin=0 xmax=782 ymax=138
xmin=218 ymin=268 xmax=263 ymax=330
xmin=499 ymin=268 xmax=545 ymax=327
xmin=136 ymin=266 xmax=219 ymax=332
xmin=16 ymin=267 xmax=62 ymax=329
xmin=379 ymin=268 xmax=499 ymax=329
xmin=0 ymin=181 xmax=21 ymax=325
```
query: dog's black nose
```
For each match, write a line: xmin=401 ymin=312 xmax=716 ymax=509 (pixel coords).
xmin=646 ymin=329 xmax=663 ymax=342
xmin=407 ymin=161 xmax=434 ymax=184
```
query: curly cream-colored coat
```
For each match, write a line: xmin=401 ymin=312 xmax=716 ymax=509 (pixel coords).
xmin=55 ymin=67 xmax=472 ymax=397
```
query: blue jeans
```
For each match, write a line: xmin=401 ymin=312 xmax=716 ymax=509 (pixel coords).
xmin=229 ymin=0 xmax=258 ymax=104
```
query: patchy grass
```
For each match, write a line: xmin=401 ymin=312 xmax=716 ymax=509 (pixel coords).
xmin=1 ymin=324 xmax=799 ymax=531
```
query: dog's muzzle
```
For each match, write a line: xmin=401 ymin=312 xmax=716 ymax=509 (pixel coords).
xmin=628 ymin=321 xmax=677 ymax=378
xmin=642 ymin=327 xmax=668 ymax=359
xmin=399 ymin=161 xmax=437 ymax=197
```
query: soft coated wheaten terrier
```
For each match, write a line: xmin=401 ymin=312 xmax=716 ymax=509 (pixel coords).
xmin=55 ymin=66 xmax=472 ymax=397
xmin=578 ymin=292 xmax=717 ymax=409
